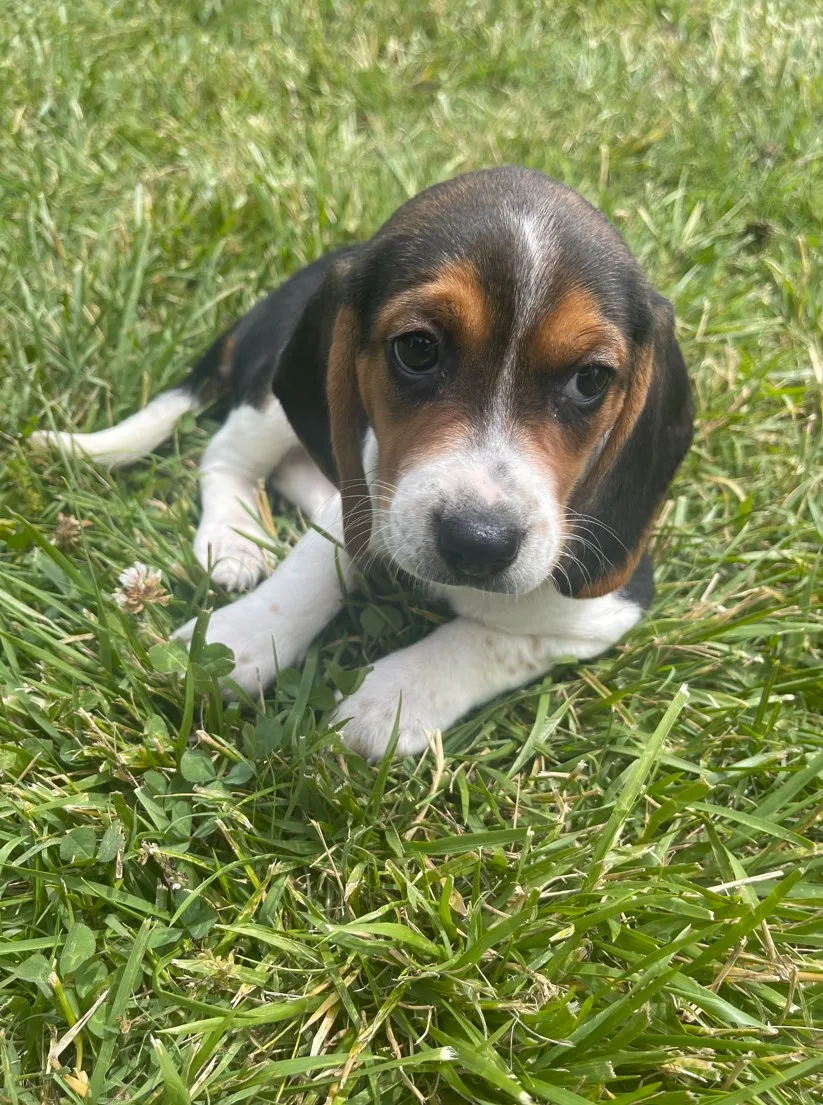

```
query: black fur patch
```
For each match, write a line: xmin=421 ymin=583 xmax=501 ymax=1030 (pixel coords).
xmin=619 ymin=552 xmax=655 ymax=610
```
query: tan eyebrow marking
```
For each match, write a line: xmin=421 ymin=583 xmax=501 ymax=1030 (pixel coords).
xmin=374 ymin=261 xmax=492 ymax=346
xmin=529 ymin=287 xmax=628 ymax=368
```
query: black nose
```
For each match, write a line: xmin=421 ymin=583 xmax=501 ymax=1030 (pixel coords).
xmin=437 ymin=510 xmax=523 ymax=579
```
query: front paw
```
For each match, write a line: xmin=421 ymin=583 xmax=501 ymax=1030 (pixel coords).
xmin=173 ymin=600 xmax=297 ymax=697
xmin=193 ymin=520 xmax=273 ymax=593
xmin=335 ymin=669 xmax=436 ymax=760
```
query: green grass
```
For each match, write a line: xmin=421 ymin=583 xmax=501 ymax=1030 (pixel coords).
xmin=1 ymin=0 xmax=822 ymax=1101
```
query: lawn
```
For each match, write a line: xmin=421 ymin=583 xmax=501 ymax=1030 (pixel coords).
xmin=1 ymin=0 xmax=822 ymax=1101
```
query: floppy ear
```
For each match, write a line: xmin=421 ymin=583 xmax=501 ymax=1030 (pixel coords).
xmin=272 ymin=251 xmax=373 ymax=559
xmin=553 ymin=291 xmax=694 ymax=598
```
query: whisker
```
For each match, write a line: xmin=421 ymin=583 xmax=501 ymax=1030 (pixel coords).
xmin=565 ymin=509 xmax=628 ymax=553
xmin=555 ymin=526 xmax=597 ymax=590
xmin=566 ymin=530 xmax=611 ymax=573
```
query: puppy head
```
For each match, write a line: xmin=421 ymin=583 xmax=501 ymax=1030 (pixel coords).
xmin=275 ymin=167 xmax=693 ymax=597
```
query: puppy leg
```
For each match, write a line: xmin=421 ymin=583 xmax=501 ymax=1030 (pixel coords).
xmin=338 ymin=592 xmax=644 ymax=759
xmin=270 ymin=446 xmax=338 ymax=520
xmin=194 ymin=399 xmax=301 ymax=591
xmin=178 ymin=496 xmax=352 ymax=694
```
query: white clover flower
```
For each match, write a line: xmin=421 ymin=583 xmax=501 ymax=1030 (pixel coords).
xmin=113 ymin=562 xmax=170 ymax=613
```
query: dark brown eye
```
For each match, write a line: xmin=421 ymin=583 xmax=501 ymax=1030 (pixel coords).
xmin=392 ymin=332 xmax=440 ymax=375
xmin=563 ymin=365 xmax=611 ymax=404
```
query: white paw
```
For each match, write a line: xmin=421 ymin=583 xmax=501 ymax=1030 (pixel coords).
xmin=173 ymin=595 xmax=306 ymax=697
xmin=334 ymin=667 xmax=436 ymax=760
xmin=193 ymin=520 xmax=273 ymax=592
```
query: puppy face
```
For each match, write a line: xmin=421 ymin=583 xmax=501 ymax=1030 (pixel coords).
xmin=356 ymin=250 xmax=635 ymax=594
xmin=277 ymin=168 xmax=693 ymax=598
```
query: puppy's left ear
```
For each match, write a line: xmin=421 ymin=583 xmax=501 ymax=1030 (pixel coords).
xmin=554 ymin=291 xmax=694 ymax=598
xmin=272 ymin=250 xmax=373 ymax=559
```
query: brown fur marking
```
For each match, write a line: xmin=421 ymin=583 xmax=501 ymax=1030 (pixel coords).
xmin=529 ymin=287 xmax=627 ymax=369
xmin=568 ymin=340 xmax=658 ymax=593
xmin=356 ymin=351 xmax=472 ymax=503
xmin=584 ymin=341 xmax=653 ymax=482
xmin=518 ymin=383 xmax=625 ymax=506
xmin=327 ymin=308 xmax=372 ymax=560
xmin=358 ymin=260 xmax=493 ymax=504
xmin=375 ymin=261 xmax=492 ymax=347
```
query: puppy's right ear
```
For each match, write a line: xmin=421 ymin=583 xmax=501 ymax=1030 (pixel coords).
xmin=273 ymin=249 xmax=373 ymax=558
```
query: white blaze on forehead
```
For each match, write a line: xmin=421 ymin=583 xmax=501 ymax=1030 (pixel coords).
xmin=516 ymin=210 xmax=545 ymax=269
xmin=494 ymin=203 xmax=560 ymax=418
xmin=504 ymin=201 xmax=559 ymax=334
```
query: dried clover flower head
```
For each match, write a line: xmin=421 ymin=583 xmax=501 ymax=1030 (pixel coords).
xmin=53 ymin=512 xmax=90 ymax=550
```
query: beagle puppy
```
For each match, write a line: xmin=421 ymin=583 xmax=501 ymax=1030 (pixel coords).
xmin=32 ymin=167 xmax=693 ymax=758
